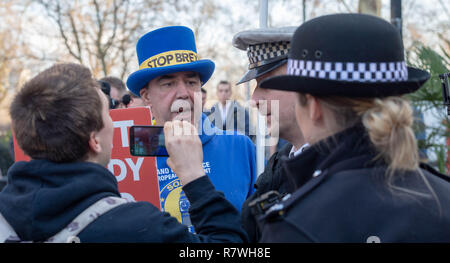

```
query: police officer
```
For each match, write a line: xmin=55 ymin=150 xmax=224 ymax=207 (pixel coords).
xmin=232 ymin=26 xmax=308 ymax=241
xmin=257 ymin=13 xmax=450 ymax=242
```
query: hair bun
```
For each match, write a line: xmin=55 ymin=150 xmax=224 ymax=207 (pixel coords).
xmin=362 ymin=97 xmax=418 ymax=172
xmin=365 ymin=97 xmax=413 ymax=132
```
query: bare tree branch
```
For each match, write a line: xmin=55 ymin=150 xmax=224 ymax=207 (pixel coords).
xmin=337 ymin=0 xmax=354 ymax=13
xmin=67 ymin=7 xmax=84 ymax=63
xmin=438 ymin=0 xmax=450 ymax=18
xmin=36 ymin=1 xmax=84 ymax=63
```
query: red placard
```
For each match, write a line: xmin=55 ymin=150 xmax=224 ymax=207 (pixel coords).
xmin=13 ymin=134 xmax=30 ymax=162
xmin=13 ymin=106 xmax=160 ymax=210
xmin=108 ymin=107 xmax=160 ymax=209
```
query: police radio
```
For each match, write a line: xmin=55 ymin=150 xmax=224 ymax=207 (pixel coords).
xmin=248 ymin=190 xmax=288 ymax=218
xmin=440 ymin=72 xmax=450 ymax=116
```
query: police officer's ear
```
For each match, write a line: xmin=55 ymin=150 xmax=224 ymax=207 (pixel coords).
xmin=304 ymin=94 xmax=323 ymax=123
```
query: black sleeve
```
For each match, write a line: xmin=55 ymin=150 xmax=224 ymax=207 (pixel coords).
xmin=184 ymin=176 xmax=249 ymax=243
xmin=79 ymin=176 xmax=248 ymax=243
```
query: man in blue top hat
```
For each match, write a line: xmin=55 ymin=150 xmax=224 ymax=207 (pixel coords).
xmin=127 ymin=26 xmax=256 ymax=232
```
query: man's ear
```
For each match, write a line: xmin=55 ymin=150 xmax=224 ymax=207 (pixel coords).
xmin=306 ymin=94 xmax=323 ymax=123
xmin=140 ymin=87 xmax=152 ymax=107
xmin=88 ymin=131 xmax=101 ymax=154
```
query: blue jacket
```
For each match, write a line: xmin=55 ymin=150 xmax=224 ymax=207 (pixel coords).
xmin=0 ymin=160 xmax=248 ymax=242
xmin=157 ymin=114 xmax=256 ymax=230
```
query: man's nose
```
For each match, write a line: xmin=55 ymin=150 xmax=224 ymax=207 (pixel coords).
xmin=175 ymin=81 xmax=190 ymax=99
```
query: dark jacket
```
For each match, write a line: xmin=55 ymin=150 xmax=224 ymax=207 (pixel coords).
xmin=259 ymin=124 xmax=450 ymax=242
xmin=0 ymin=160 xmax=248 ymax=243
xmin=241 ymin=143 xmax=295 ymax=242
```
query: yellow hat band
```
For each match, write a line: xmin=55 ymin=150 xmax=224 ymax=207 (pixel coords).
xmin=139 ymin=50 xmax=199 ymax=70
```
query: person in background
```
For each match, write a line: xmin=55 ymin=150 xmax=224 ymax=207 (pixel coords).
xmin=200 ymin=87 xmax=212 ymax=116
xmin=201 ymin=88 xmax=207 ymax=110
xmin=99 ymin=76 xmax=128 ymax=108
xmin=257 ymin=13 xmax=450 ymax=242
xmin=209 ymin=80 xmax=253 ymax=139
xmin=123 ymin=92 xmax=146 ymax=108
xmin=232 ymin=26 xmax=307 ymax=241
xmin=0 ymin=63 xmax=248 ymax=243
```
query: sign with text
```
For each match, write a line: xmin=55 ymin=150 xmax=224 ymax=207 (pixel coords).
xmin=13 ymin=106 xmax=160 ymax=210
xmin=108 ymin=107 xmax=160 ymax=209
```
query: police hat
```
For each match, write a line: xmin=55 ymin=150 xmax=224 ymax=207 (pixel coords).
xmin=232 ymin=26 xmax=296 ymax=85
xmin=127 ymin=26 xmax=215 ymax=96
xmin=260 ymin=14 xmax=430 ymax=97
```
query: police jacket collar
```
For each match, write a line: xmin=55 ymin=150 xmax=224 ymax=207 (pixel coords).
xmin=261 ymin=124 xmax=380 ymax=222
xmin=282 ymin=123 xmax=380 ymax=190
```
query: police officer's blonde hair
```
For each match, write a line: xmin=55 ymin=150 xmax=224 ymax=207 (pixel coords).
xmin=298 ymin=94 xmax=440 ymax=209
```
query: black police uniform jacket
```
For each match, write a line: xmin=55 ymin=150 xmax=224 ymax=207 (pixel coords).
xmin=258 ymin=124 xmax=450 ymax=242
xmin=241 ymin=143 xmax=295 ymax=242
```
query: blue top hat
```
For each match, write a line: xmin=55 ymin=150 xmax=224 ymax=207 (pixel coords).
xmin=127 ymin=26 xmax=215 ymax=96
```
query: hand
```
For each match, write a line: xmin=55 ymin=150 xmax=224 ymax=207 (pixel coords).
xmin=164 ymin=120 xmax=205 ymax=186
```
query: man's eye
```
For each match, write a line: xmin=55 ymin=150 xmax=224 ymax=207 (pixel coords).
xmin=161 ymin=82 xmax=173 ymax=87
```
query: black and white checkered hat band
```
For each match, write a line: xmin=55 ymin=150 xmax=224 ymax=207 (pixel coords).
xmin=287 ymin=59 xmax=408 ymax=82
xmin=247 ymin=42 xmax=290 ymax=69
